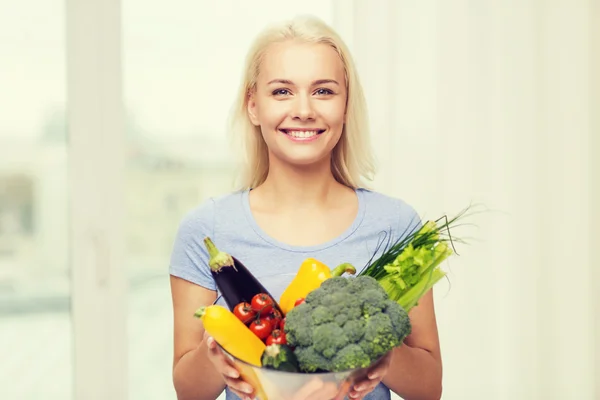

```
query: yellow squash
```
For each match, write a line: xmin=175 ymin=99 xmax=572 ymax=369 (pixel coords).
xmin=279 ymin=258 xmax=356 ymax=315
xmin=194 ymin=304 xmax=265 ymax=366
xmin=195 ymin=304 xmax=270 ymax=399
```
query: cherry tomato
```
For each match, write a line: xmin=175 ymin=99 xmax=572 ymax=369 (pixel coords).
xmin=232 ymin=302 xmax=256 ymax=324
xmin=264 ymin=309 xmax=282 ymax=329
xmin=249 ymin=318 xmax=272 ymax=340
xmin=294 ymin=298 xmax=305 ymax=307
xmin=266 ymin=329 xmax=287 ymax=345
xmin=251 ymin=293 xmax=274 ymax=316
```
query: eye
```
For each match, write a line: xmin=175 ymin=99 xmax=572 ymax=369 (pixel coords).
xmin=315 ymin=88 xmax=334 ymax=96
xmin=272 ymin=88 xmax=291 ymax=96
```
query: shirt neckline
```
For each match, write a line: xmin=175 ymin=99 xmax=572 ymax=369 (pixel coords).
xmin=241 ymin=187 xmax=367 ymax=253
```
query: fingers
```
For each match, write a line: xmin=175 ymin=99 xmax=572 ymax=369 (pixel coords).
xmin=348 ymin=379 xmax=380 ymax=399
xmin=291 ymin=378 xmax=323 ymax=400
xmin=310 ymin=382 xmax=338 ymax=400
xmin=347 ymin=383 xmax=378 ymax=399
xmin=348 ymin=371 xmax=383 ymax=399
xmin=205 ymin=334 xmax=218 ymax=351
xmin=364 ymin=358 xmax=388 ymax=381
xmin=204 ymin=335 xmax=256 ymax=400
xmin=206 ymin=337 xmax=240 ymax=378
xmin=224 ymin=376 xmax=255 ymax=400
xmin=291 ymin=378 xmax=339 ymax=400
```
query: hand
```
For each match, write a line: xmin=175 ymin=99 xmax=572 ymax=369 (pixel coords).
xmin=289 ymin=378 xmax=339 ymax=400
xmin=204 ymin=332 xmax=256 ymax=400
xmin=346 ymin=357 xmax=391 ymax=399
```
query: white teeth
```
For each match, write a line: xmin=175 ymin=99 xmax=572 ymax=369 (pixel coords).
xmin=286 ymin=130 xmax=319 ymax=138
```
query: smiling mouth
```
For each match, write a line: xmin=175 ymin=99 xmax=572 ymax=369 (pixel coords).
xmin=279 ymin=129 xmax=326 ymax=139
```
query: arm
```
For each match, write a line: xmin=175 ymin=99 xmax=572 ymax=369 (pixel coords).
xmin=171 ymin=275 xmax=225 ymax=400
xmin=382 ymin=289 xmax=443 ymax=400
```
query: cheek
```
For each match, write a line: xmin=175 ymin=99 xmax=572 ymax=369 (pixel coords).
xmin=321 ymin=101 xmax=346 ymax=128
xmin=257 ymin=102 xmax=289 ymax=127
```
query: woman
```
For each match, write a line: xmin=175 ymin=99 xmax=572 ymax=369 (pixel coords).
xmin=169 ymin=15 xmax=443 ymax=400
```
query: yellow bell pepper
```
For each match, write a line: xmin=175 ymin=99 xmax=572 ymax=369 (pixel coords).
xmin=279 ymin=258 xmax=356 ymax=315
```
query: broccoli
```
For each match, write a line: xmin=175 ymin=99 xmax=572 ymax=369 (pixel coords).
xmin=261 ymin=344 xmax=300 ymax=372
xmin=284 ymin=275 xmax=412 ymax=373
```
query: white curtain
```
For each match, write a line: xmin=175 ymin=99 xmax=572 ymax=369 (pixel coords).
xmin=334 ymin=1 xmax=598 ymax=399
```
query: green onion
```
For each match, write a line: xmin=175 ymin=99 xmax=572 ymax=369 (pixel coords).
xmin=359 ymin=206 xmax=475 ymax=312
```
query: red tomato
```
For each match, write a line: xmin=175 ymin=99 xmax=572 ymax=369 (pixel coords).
xmin=251 ymin=293 xmax=274 ymax=316
xmin=279 ymin=317 xmax=286 ymax=331
xmin=294 ymin=298 xmax=305 ymax=307
xmin=232 ymin=302 xmax=256 ymax=324
xmin=264 ymin=309 xmax=282 ymax=329
xmin=249 ymin=318 xmax=272 ymax=340
xmin=266 ymin=329 xmax=287 ymax=345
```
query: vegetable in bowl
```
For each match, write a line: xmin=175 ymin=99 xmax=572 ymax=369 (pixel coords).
xmin=284 ymin=275 xmax=411 ymax=373
xmin=197 ymin=291 xmax=391 ymax=400
xmin=191 ymin=204 xmax=478 ymax=400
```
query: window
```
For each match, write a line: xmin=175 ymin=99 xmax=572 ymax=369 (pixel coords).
xmin=122 ymin=2 xmax=335 ymax=398
xmin=0 ymin=1 xmax=71 ymax=399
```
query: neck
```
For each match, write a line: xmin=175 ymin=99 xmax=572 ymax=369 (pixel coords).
xmin=255 ymin=153 xmax=345 ymax=208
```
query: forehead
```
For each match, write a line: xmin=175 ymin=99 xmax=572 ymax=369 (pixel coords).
xmin=258 ymin=41 xmax=345 ymax=84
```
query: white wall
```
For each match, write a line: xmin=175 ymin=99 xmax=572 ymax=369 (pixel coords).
xmin=338 ymin=1 xmax=598 ymax=399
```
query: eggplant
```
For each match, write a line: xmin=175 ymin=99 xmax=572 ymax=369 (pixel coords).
xmin=204 ymin=237 xmax=283 ymax=314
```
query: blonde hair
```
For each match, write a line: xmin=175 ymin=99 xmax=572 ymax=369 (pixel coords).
xmin=228 ymin=15 xmax=376 ymax=190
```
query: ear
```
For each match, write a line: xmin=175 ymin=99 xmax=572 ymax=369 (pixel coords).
xmin=247 ymin=91 xmax=260 ymax=126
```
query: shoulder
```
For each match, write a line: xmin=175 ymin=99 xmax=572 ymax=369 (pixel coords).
xmin=175 ymin=190 xmax=245 ymax=235
xmin=169 ymin=191 xmax=246 ymax=290
xmin=357 ymin=188 xmax=422 ymax=237
xmin=358 ymin=188 xmax=420 ymax=224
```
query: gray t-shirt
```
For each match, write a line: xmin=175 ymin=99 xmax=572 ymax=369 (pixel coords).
xmin=170 ymin=188 xmax=421 ymax=400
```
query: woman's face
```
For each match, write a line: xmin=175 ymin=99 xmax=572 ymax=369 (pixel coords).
xmin=247 ymin=40 xmax=347 ymax=167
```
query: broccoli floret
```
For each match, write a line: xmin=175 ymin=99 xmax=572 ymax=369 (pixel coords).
xmin=284 ymin=275 xmax=412 ymax=373
xmin=311 ymin=305 xmax=334 ymax=324
xmin=331 ymin=344 xmax=371 ymax=371
xmin=294 ymin=347 xmax=331 ymax=372
xmin=343 ymin=318 xmax=366 ymax=343
xmin=319 ymin=275 xmax=349 ymax=292
xmin=349 ymin=275 xmax=382 ymax=292
xmin=383 ymin=299 xmax=412 ymax=340
xmin=284 ymin=303 xmax=313 ymax=347
xmin=261 ymin=344 xmax=299 ymax=372
xmin=304 ymin=289 xmax=322 ymax=305
xmin=360 ymin=288 xmax=389 ymax=317
xmin=361 ymin=313 xmax=400 ymax=360
xmin=334 ymin=312 xmax=350 ymax=326
xmin=312 ymin=322 xmax=349 ymax=358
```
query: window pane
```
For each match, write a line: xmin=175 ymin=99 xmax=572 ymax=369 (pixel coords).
xmin=122 ymin=2 xmax=333 ymax=398
xmin=0 ymin=2 xmax=71 ymax=400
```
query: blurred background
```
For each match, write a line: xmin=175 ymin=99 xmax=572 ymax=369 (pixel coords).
xmin=0 ymin=1 xmax=597 ymax=399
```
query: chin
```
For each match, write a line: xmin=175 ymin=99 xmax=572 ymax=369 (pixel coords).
xmin=275 ymin=151 xmax=331 ymax=168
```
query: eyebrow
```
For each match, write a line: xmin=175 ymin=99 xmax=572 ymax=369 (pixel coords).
xmin=267 ymin=79 xmax=340 ymax=86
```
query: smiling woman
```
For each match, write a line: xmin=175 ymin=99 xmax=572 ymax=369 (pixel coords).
xmin=247 ymin=41 xmax=348 ymax=166
xmin=169 ymin=14 xmax=443 ymax=400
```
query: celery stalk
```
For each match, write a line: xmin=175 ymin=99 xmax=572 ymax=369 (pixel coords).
xmin=358 ymin=205 xmax=476 ymax=312
xmin=397 ymin=266 xmax=446 ymax=311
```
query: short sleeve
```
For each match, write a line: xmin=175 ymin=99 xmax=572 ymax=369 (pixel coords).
xmin=169 ymin=198 xmax=217 ymax=291
xmin=395 ymin=199 xmax=423 ymax=243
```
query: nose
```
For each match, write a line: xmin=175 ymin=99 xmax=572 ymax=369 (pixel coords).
xmin=291 ymin=93 xmax=316 ymax=121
